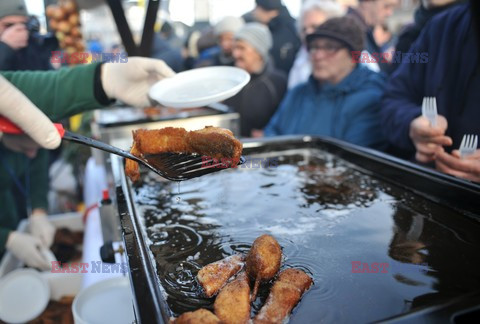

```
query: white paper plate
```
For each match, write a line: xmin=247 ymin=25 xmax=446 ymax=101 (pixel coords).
xmin=72 ymin=276 xmax=134 ymax=324
xmin=149 ymin=66 xmax=250 ymax=108
xmin=0 ymin=269 xmax=50 ymax=323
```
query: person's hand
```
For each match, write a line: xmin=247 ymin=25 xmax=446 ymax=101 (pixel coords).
xmin=409 ymin=114 xmax=452 ymax=163
xmin=6 ymin=231 xmax=52 ymax=270
xmin=101 ymin=57 xmax=175 ymax=108
xmin=0 ymin=76 xmax=61 ymax=151
xmin=251 ymin=129 xmax=264 ymax=138
xmin=29 ymin=210 xmax=56 ymax=248
xmin=0 ymin=23 xmax=28 ymax=50
xmin=435 ymin=148 xmax=480 ymax=183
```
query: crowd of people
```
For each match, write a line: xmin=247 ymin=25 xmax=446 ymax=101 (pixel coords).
xmin=0 ymin=0 xmax=479 ymax=268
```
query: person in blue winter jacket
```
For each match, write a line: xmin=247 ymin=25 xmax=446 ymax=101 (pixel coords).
xmin=263 ymin=16 xmax=387 ymax=150
xmin=380 ymin=1 xmax=480 ymax=182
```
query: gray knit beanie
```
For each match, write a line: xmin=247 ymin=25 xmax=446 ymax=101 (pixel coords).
xmin=214 ymin=16 xmax=245 ymax=36
xmin=0 ymin=0 xmax=28 ymax=19
xmin=235 ymin=22 xmax=273 ymax=62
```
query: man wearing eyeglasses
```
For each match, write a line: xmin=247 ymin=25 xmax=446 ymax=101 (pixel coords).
xmin=287 ymin=0 xmax=344 ymax=90
xmin=263 ymin=16 xmax=386 ymax=150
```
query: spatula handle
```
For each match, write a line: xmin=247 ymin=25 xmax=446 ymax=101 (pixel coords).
xmin=0 ymin=115 xmax=142 ymax=165
xmin=0 ymin=116 xmax=65 ymax=137
xmin=61 ymin=129 xmax=139 ymax=162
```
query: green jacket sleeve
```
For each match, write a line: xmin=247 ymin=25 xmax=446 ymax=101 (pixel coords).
xmin=0 ymin=188 xmax=19 ymax=255
xmin=29 ymin=149 xmax=49 ymax=211
xmin=0 ymin=63 xmax=104 ymax=121
xmin=0 ymin=227 xmax=10 ymax=255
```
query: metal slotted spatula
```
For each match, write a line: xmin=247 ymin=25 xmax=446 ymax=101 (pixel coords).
xmin=0 ymin=117 xmax=244 ymax=181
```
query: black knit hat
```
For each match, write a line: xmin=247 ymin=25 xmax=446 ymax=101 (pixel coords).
xmin=306 ymin=16 xmax=365 ymax=53
xmin=256 ymin=0 xmax=283 ymax=10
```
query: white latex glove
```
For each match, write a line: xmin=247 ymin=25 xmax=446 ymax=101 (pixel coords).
xmin=0 ymin=75 xmax=61 ymax=149
xmin=29 ymin=212 xmax=56 ymax=248
xmin=101 ymin=57 xmax=175 ymax=108
xmin=6 ymin=231 xmax=52 ymax=270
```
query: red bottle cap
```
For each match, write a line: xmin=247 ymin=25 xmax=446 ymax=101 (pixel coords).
xmin=102 ymin=189 xmax=109 ymax=201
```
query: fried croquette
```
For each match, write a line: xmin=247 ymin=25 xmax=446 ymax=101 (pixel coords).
xmin=124 ymin=126 xmax=242 ymax=181
xmin=246 ymin=234 xmax=282 ymax=301
xmin=214 ymin=271 xmax=251 ymax=324
xmin=132 ymin=127 xmax=190 ymax=154
xmin=125 ymin=141 xmax=141 ymax=182
xmin=197 ymin=254 xmax=245 ymax=298
xmin=253 ymin=268 xmax=313 ymax=324
xmin=171 ymin=308 xmax=221 ymax=324
xmin=186 ymin=126 xmax=242 ymax=160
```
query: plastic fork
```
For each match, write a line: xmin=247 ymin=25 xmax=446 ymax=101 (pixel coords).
xmin=421 ymin=97 xmax=437 ymax=127
xmin=0 ymin=116 xmax=244 ymax=181
xmin=459 ymin=134 xmax=478 ymax=158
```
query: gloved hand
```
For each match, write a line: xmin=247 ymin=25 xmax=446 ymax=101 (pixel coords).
xmin=6 ymin=231 xmax=52 ymax=270
xmin=29 ymin=211 xmax=56 ymax=248
xmin=0 ymin=76 xmax=61 ymax=150
xmin=101 ymin=57 xmax=175 ymax=108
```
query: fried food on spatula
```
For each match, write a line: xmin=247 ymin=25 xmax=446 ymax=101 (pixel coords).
xmin=253 ymin=268 xmax=313 ymax=324
xmin=214 ymin=271 xmax=251 ymax=324
xmin=186 ymin=127 xmax=242 ymax=160
xmin=197 ymin=254 xmax=245 ymax=298
xmin=125 ymin=126 xmax=242 ymax=182
xmin=131 ymin=127 xmax=190 ymax=154
xmin=171 ymin=308 xmax=221 ymax=324
xmin=246 ymin=234 xmax=282 ymax=301
xmin=125 ymin=141 xmax=141 ymax=182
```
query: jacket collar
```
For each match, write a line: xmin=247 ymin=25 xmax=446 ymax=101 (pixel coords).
xmin=308 ymin=65 xmax=373 ymax=94
xmin=250 ymin=61 xmax=272 ymax=79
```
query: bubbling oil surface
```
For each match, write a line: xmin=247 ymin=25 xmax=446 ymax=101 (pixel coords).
xmin=133 ymin=149 xmax=480 ymax=322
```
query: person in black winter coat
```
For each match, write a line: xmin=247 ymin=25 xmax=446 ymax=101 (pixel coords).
xmin=253 ymin=0 xmax=301 ymax=74
xmin=223 ymin=23 xmax=287 ymax=137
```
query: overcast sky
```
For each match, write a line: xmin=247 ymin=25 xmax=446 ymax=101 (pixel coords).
xmin=25 ymin=0 xmax=45 ymax=16
xmin=25 ymin=0 xmax=300 ymax=26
